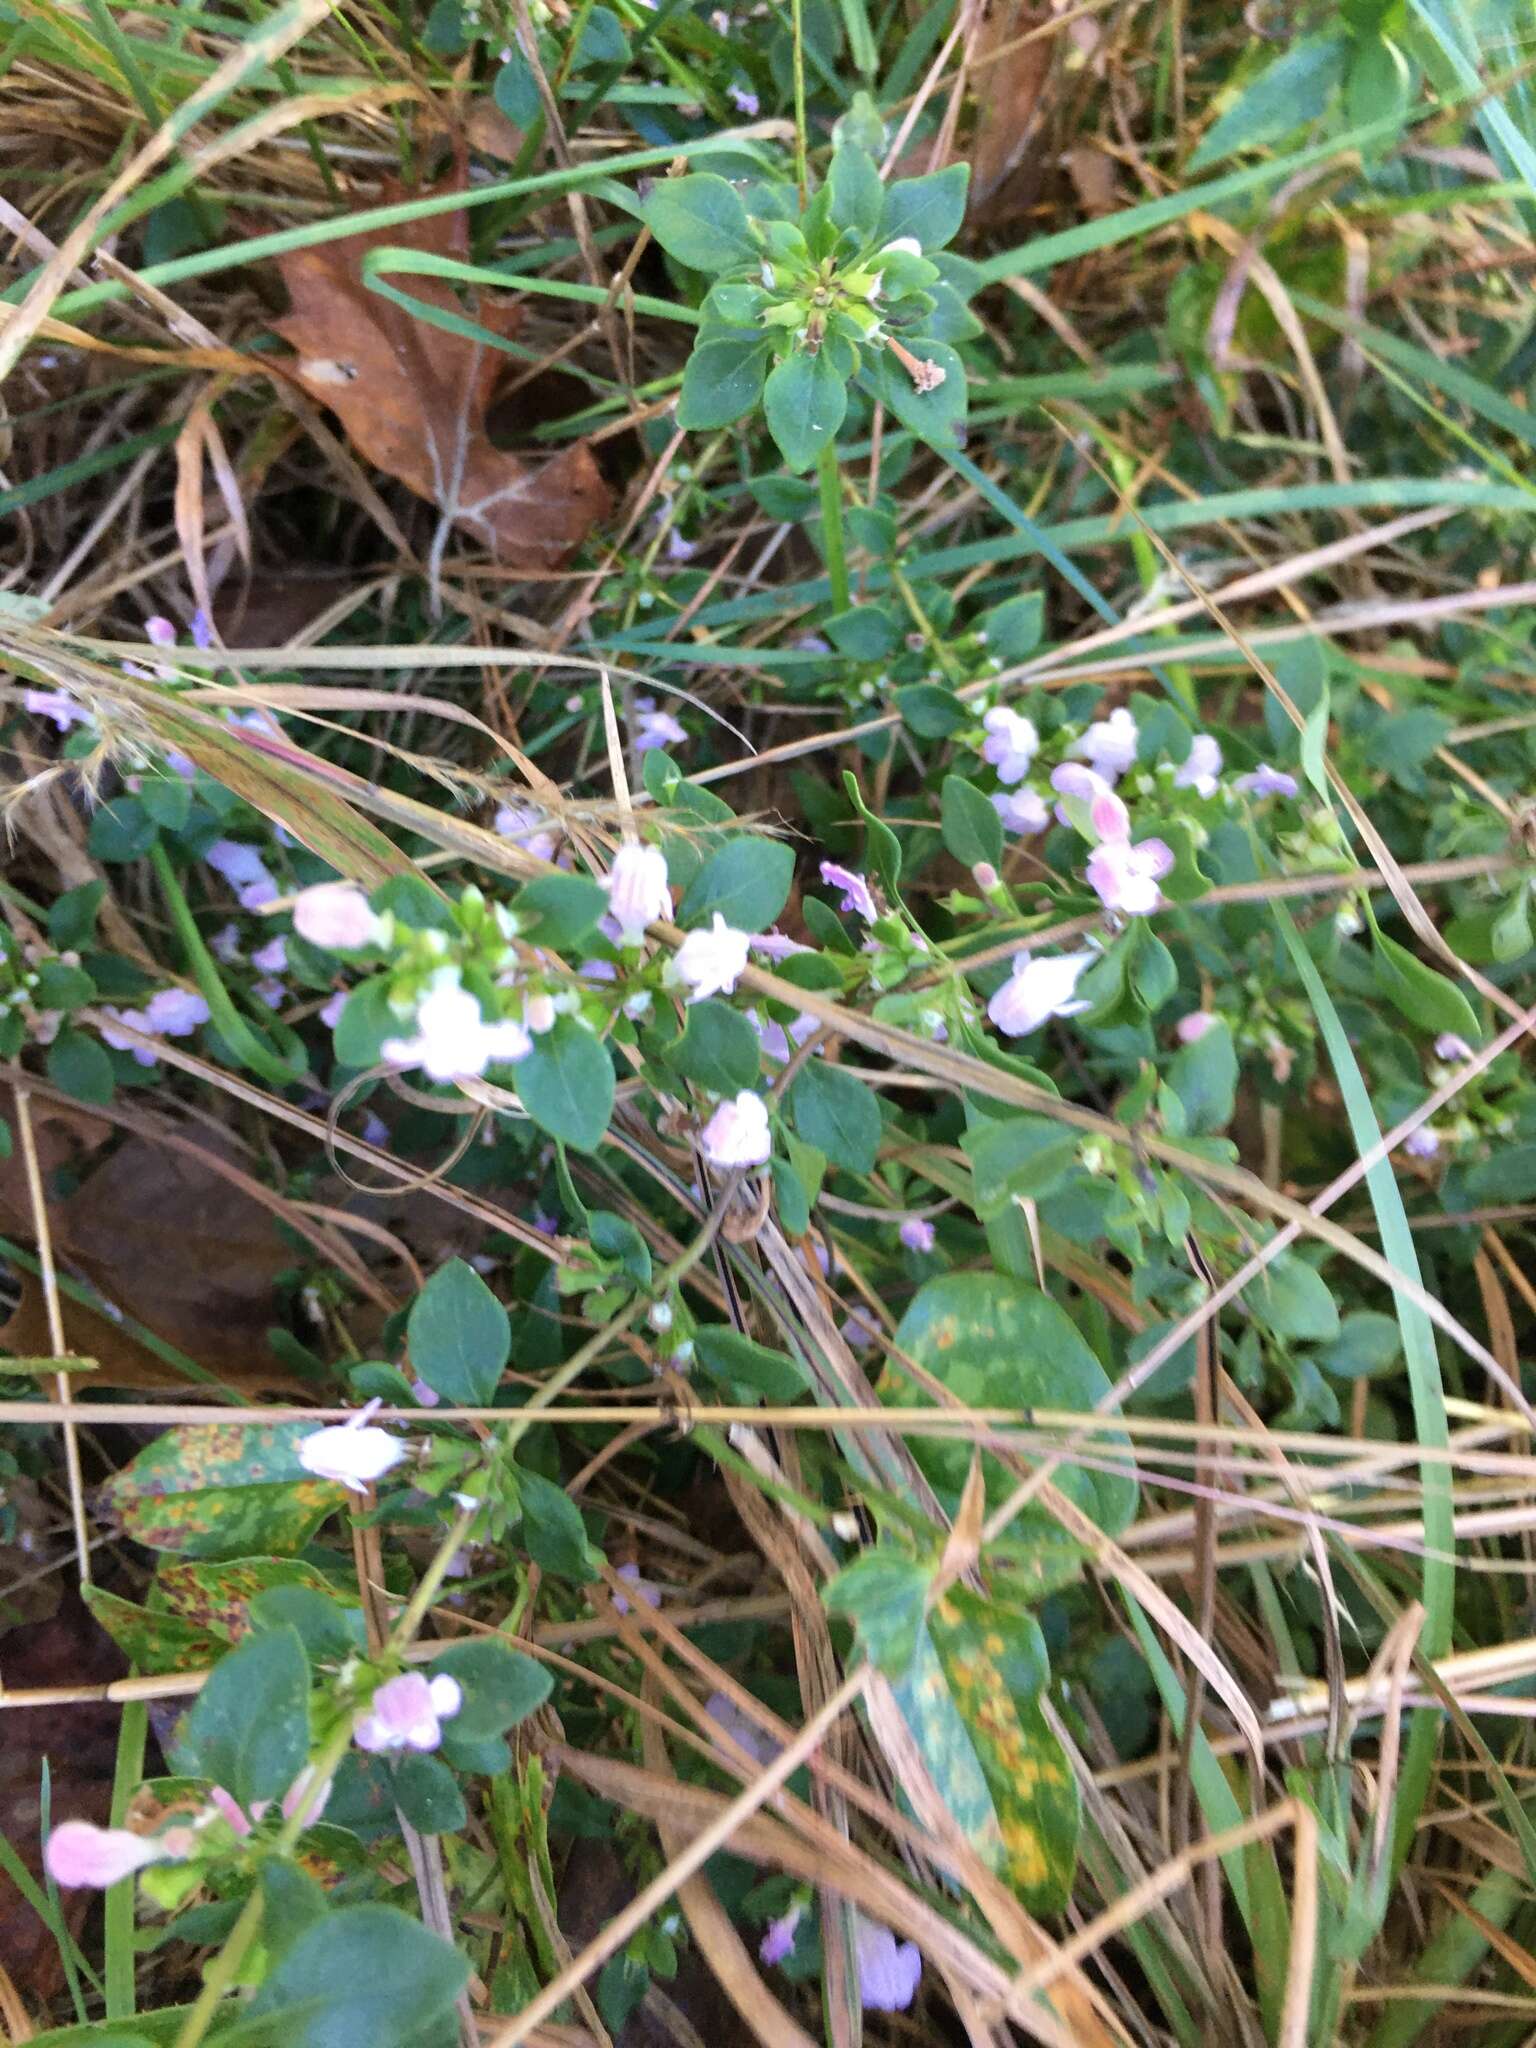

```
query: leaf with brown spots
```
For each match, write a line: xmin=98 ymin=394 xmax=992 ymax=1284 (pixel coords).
xmin=154 ymin=1555 xmax=345 ymax=1640
xmin=272 ymin=185 xmax=611 ymax=570
xmin=102 ymin=1422 xmax=345 ymax=1559
xmin=82 ymin=1582 xmax=226 ymax=1676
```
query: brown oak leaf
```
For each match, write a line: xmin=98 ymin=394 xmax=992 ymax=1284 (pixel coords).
xmin=272 ymin=187 xmax=611 ymax=571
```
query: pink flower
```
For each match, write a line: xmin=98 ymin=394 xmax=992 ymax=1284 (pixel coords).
xmin=144 ymin=616 xmax=177 ymax=648
xmin=1088 ymin=787 xmax=1131 ymax=844
xmin=1234 ymin=764 xmax=1299 ymax=799
xmin=855 ymin=1917 xmax=921 ymax=2012
xmin=45 ymin=1821 xmax=169 ymax=1889
xmin=760 ymin=1903 xmax=805 ymax=1966
xmin=293 ymin=882 xmax=383 ymax=951
xmin=634 ymin=696 xmax=687 ymax=752
xmin=980 ymin=706 xmax=1039 ymax=785
xmin=604 ymin=841 xmax=672 ymax=945
xmin=1175 ymin=1010 xmax=1217 ymax=1044
xmin=992 ymin=788 xmax=1048 ymax=835
xmin=987 ymin=951 xmax=1096 ymax=1037
xmin=700 ymin=1090 xmax=771 ymax=1169
xmin=819 ymin=862 xmax=877 ymax=921
xmin=1173 ymin=733 xmax=1222 ymax=797
xmin=675 ymin=913 xmax=752 ymax=999
xmin=353 ymin=1671 xmax=463 ymax=1754
xmin=381 ymin=982 xmax=532 ymax=1082
xmin=1085 ymin=835 xmax=1174 ymax=917
xmin=298 ymin=1398 xmax=406 ymax=1493
xmin=1068 ymin=705 xmax=1138 ymax=780
xmin=1434 ymin=1033 xmax=1474 ymax=1062
xmin=207 ymin=1785 xmax=254 ymax=1837
xmin=899 ymin=1216 xmax=935 ymax=1252
xmin=1049 ymin=760 xmax=1115 ymax=828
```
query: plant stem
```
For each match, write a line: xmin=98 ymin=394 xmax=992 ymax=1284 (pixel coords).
xmin=817 ymin=438 xmax=851 ymax=612
xmin=789 ymin=0 xmax=808 ymax=204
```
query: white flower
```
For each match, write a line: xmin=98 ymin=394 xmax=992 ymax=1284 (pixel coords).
xmin=293 ymin=882 xmax=384 ymax=951
xmin=675 ymin=913 xmax=752 ymax=999
xmin=986 ymin=951 xmax=1096 ymax=1037
xmin=298 ymin=1398 xmax=407 ymax=1494
xmin=353 ymin=1672 xmax=463 ymax=1754
xmin=45 ymin=1821 xmax=172 ymax=1889
xmin=1086 ymin=835 xmax=1174 ymax=917
xmin=700 ymin=1090 xmax=772 ymax=1169
xmin=979 ymin=706 xmax=1038 ymax=785
xmin=880 ymin=236 xmax=922 ymax=260
xmin=1173 ymin=733 xmax=1222 ymax=797
xmin=992 ymin=788 xmax=1048 ymax=835
xmin=381 ymin=982 xmax=532 ymax=1082
xmin=1068 ymin=705 xmax=1138 ymax=780
xmin=1176 ymin=1010 xmax=1217 ymax=1044
xmin=604 ymin=841 xmax=672 ymax=944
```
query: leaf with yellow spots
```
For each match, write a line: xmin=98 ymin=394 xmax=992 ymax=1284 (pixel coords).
xmin=153 ymin=1555 xmax=348 ymax=1641
xmin=103 ymin=1422 xmax=346 ymax=1559
xmin=83 ymin=1582 xmax=226 ymax=1675
xmin=886 ymin=1272 xmax=1137 ymax=1535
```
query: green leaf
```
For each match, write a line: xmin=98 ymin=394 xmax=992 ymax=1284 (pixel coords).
xmin=1465 ymin=1144 xmax=1536 ymax=1204
xmin=408 ymin=1257 xmax=511 ymax=1408
xmin=34 ymin=960 xmax=95 ymax=1011
xmin=81 ymin=1584 xmax=224 ymax=1676
xmin=889 ymin=1273 xmax=1136 ymax=1531
xmin=863 ymin=339 xmax=966 ymax=444
xmin=516 ymin=1467 xmax=599 ymax=1581
xmin=826 ymin=143 xmax=884 ymax=237
xmin=941 ymin=774 xmax=1003 ymax=868
xmin=678 ymin=334 xmax=771 ymax=429
xmin=572 ymin=4 xmax=628 ymax=66
xmin=961 ymin=1113 xmax=1078 ymax=1213
xmin=693 ymin=1325 xmax=811 ymax=1401
xmin=1370 ymin=930 xmax=1480 ymax=1044
xmin=979 ymin=592 xmax=1043 ymax=662
xmin=138 ymin=775 xmax=192 ymax=832
xmin=643 ymin=173 xmax=758 ymax=272
xmin=928 ymin=1593 xmax=1078 ymax=1910
xmin=249 ymin=1585 xmax=367 ymax=1662
xmin=1188 ymin=34 xmax=1349 ymax=169
xmin=1167 ymin=1021 xmax=1237 ymax=1135
xmin=878 ymin=163 xmax=969 ymax=249
xmin=677 ymin=835 xmax=794 ymax=931
xmin=763 ymin=350 xmax=848 ymax=473
xmin=48 ymin=882 xmax=106 ymax=950
xmin=824 ymin=604 xmax=898 ymax=659
xmin=823 ymin=1547 xmax=930 ymax=1676
xmin=102 ymin=1424 xmax=343 ymax=1559
xmin=1251 ymin=1253 xmax=1339 ymax=1344
xmin=788 ymin=1061 xmax=882 ymax=1174
xmin=428 ymin=1640 xmax=551 ymax=1739
xmin=392 ymin=1754 xmax=467 ymax=1835
xmin=88 ymin=797 xmax=157 ymax=863
xmin=515 ymin=874 xmax=607 ymax=952
xmin=515 ymin=1019 xmax=615 ymax=1151
xmin=895 ymin=683 xmax=967 ymax=737
xmin=492 ymin=50 xmax=540 ymax=127
xmin=48 ymin=1028 xmax=115 ymax=1106
xmin=665 ymin=1000 xmax=762 ymax=1095
xmin=247 ymin=1904 xmax=470 ymax=2048
xmin=332 ymin=978 xmax=396 ymax=1068
xmin=1320 ymin=1310 xmax=1402 ymax=1381
xmin=179 ymin=1627 xmax=309 ymax=1813
xmin=259 ymin=1861 xmax=328 ymax=1965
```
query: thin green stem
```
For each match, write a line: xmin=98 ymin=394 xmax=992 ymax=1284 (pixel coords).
xmin=817 ymin=438 xmax=851 ymax=613
xmin=790 ymin=0 xmax=808 ymax=203
xmin=106 ymin=1698 xmax=149 ymax=2020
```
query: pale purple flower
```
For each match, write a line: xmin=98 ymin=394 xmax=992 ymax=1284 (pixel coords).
xmin=604 ymin=841 xmax=672 ymax=945
xmin=493 ymin=803 xmax=559 ymax=862
xmin=980 ymin=706 xmax=1039 ymax=785
xmin=1050 ymin=759 xmax=1115 ymax=827
xmin=992 ymin=787 xmax=1049 ymax=835
xmin=752 ymin=1008 xmax=817 ymax=1062
xmin=700 ymin=1090 xmax=772 ymax=1169
xmin=293 ymin=882 xmax=383 ymax=951
xmin=752 ymin=931 xmax=811 ymax=960
xmin=298 ymin=1398 xmax=407 ymax=1493
xmin=353 ymin=1671 xmax=463 ymax=1754
xmin=728 ymin=81 xmax=759 ymax=116
xmin=1086 ymin=835 xmax=1174 ymax=917
xmin=705 ymin=1691 xmax=782 ymax=1766
xmin=45 ymin=1821 xmax=170 ymax=1889
xmin=855 ymin=1917 xmax=921 ymax=2012
xmin=760 ymin=1903 xmax=805 ymax=1966
xmin=251 ymin=935 xmax=287 ymax=976
xmin=253 ymin=977 xmax=287 ymax=1010
xmin=361 ymin=1111 xmax=390 ymax=1148
xmin=144 ymin=616 xmax=177 ymax=649
xmin=1088 ymin=786 xmax=1132 ymax=844
xmin=899 ymin=1216 xmax=935 ymax=1252
xmin=319 ymin=990 xmax=346 ymax=1028
xmin=98 ymin=1009 xmax=159 ymax=1066
xmin=141 ymin=988 xmax=209 ymax=1035
xmin=794 ymin=633 xmax=831 ymax=654
xmin=987 ymin=950 xmax=1095 ymax=1037
xmin=211 ymin=923 xmax=242 ymax=964
xmin=381 ymin=982 xmax=533 ymax=1082
xmin=190 ymin=609 xmax=215 ymax=650
xmin=1234 ymin=764 xmax=1299 ymax=799
xmin=665 ymin=528 xmax=697 ymax=563
xmin=1402 ymin=1126 xmax=1440 ymax=1160
xmin=634 ymin=695 xmax=688 ymax=751
xmin=675 ymin=913 xmax=752 ymax=999
xmin=279 ymin=1764 xmax=332 ymax=1826
xmin=613 ymin=1562 xmax=662 ymax=1615
xmin=580 ymin=956 xmax=618 ymax=984
xmin=1173 ymin=733 xmax=1222 ymax=797
xmin=25 ymin=689 xmax=88 ymax=732
xmin=820 ymin=861 xmax=877 ymax=921
xmin=1176 ymin=1010 xmax=1217 ymax=1045
xmin=409 ymin=1374 xmax=441 ymax=1409
xmin=1434 ymin=1032 xmax=1474 ymax=1062
xmin=1068 ymin=705 xmax=1138 ymax=780
xmin=206 ymin=839 xmax=278 ymax=910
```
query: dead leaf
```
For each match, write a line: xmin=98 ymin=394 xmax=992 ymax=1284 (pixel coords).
xmin=272 ymin=184 xmax=611 ymax=571
xmin=1065 ymin=145 xmax=1120 ymax=218
xmin=968 ymin=2 xmax=1054 ymax=227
